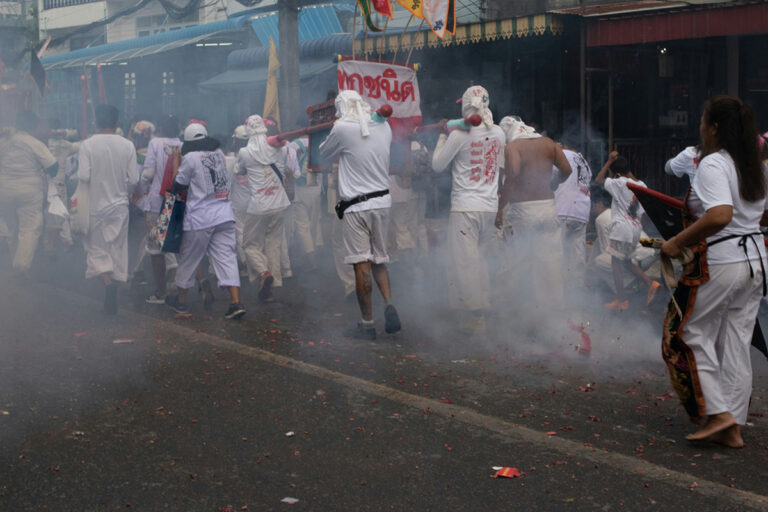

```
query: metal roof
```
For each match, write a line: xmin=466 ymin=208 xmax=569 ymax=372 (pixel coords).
xmin=227 ymin=33 xmax=351 ymax=69
xmin=550 ymin=1 xmax=689 ymax=17
xmin=198 ymin=58 xmax=336 ymax=91
xmin=41 ymin=17 xmax=251 ymax=69
xmin=249 ymin=4 xmax=344 ymax=47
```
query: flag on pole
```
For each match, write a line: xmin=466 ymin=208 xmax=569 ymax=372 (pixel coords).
xmin=29 ymin=49 xmax=46 ymax=97
xmin=423 ymin=0 xmax=455 ymax=38
xmin=395 ymin=0 xmax=422 ymax=18
xmin=372 ymin=0 xmax=393 ymax=18
xmin=357 ymin=0 xmax=383 ymax=32
xmin=263 ymin=35 xmax=281 ymax=130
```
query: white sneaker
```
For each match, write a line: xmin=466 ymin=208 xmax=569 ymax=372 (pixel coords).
xmin=145 ymin=293 xmax=165 ymax=304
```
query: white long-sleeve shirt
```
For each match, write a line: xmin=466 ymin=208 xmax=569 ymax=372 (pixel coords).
xmin=77 ymin=134 xmax=138 ymax=215
xmin=431 ymin=125 xmax=505 ymax=213
xmin=319 ymin=120 xmax=392 ymax=213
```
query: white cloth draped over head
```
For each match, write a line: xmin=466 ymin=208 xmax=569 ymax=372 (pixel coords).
xmin=244 ymin=114 xmax=281 ymax=165
xmin=499 ymin=116 xmax=541 ymax=142
xmin=335 ymin=90 xmax=373 ymax=137
xmin=461 ymin=86 xmax=494 ymax=129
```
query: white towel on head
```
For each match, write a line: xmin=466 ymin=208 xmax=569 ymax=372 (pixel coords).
xmin=335 ymin=90 xmax=373 ymax=137
xmin=461 ymin=86 xmax=494 ymax=129
xmin=499 ymin=115 xmax=541 ymax=142
xmin=244 ymin=114 xmax=281 ymax=165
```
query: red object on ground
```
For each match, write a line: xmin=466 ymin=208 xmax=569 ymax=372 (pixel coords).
xmin=492 ymin=467 xmax=521 ymax=478
xmin=567 ymin=318 xmax=592 ymax=355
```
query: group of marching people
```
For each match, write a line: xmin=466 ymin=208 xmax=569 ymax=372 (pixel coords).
xmin=3 ymin=87 xmax=768 ymax=448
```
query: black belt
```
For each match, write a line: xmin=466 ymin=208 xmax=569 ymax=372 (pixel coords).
xmin=709 ymin=232 xmax=767 ymax=296
xmin=335 ymin=189 xmax=389 ymax=219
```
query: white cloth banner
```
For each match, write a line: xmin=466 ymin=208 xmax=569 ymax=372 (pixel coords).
xmin=423 ymin=0 xmax=450 ymax=38
xmin=337 ymin=60 xmax=422 ymax=120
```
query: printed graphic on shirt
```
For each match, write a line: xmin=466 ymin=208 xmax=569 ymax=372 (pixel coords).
xmin=201 ymin=152 xmax=229 ymax=199
xmin=571 ymin=152 xmax=591 ymax=195
xmin=469 ymin=138 xmax=501 ymax=184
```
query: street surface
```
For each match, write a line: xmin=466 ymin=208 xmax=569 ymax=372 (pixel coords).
xmin=2 ymin=221 xmax=768 ymax=511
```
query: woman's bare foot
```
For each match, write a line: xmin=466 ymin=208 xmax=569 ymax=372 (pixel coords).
xmin=708 ymin=424 xmax=744 ymax=448
xmin=686 ymin=412 xmax=736 ymax=441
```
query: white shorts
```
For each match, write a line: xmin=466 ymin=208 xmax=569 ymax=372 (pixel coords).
xmin=343 ymin=208 xmax=390 ymax=265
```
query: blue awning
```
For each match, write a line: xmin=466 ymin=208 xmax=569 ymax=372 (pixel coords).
xmin=198 ymin=58 xmax=336 ymax=92
xmin=249 ymin=4 xmax=344 ymax=47
xmin=227 ymin=33 xmax=351 ymax=69
xmin=41 ymin=17 xmax=251 ymax=70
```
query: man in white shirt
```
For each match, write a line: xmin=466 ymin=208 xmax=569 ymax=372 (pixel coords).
xmin=554 ymin=145 xmax=592 ymax=288
xmin=137 ymin=115 xmax=181 ymax=303
xmin=77 ymin=105 xmax=139 ymax=314
xmin=291 ymin=136 xmax=323 ymax=270
xmin=0 ymin=111 xmax=58 ymax=275
xmin=225 ymin=125 xmax=251 ymax=273
xmin=237 ymin=114 xmax=298 ymax=302
xmin=431 ymin=85 xmax=506 ymax=332
xmin=165 ymin=123 xmax=245 ymax=320
xmin=320 ymin=90 xmax=401 ymax=340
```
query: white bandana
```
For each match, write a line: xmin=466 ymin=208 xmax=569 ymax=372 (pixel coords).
xmin=461 ymin=86 xmax=494 ymax=129
xmin=244 ymin=114 xmax=281 ymax=165
xmin=335 ymin=90 xmax=373 ymax=137
xmin=499 ymin=116 xmax=541 ymax=142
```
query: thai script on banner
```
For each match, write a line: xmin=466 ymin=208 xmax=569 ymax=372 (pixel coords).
xmin=337 ymin=60 xmax=422 ymax=120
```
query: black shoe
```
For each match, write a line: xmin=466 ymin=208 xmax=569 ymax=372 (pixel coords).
xmin=258 ymin=272 xmax=274 ymax=302
xmin=224 ymin=302 xmax=246 ymax=320
xmin=165 ymin=295 xmax=189 ymax=314
xmin=344 ymin=322 xmax=376 ymax=340
xmin=201 ymin=279 xmax=215 ymax=312
xmin=384 ymin=304 xmax=401 ymax=334
xmin=104 ymin=283 xmax=118 ymax=315
xmin=132 ymin=270 xmax=148 ymax=286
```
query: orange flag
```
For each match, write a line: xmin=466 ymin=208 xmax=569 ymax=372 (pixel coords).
xmin=395 ymin=0 xmax=422 ymax=18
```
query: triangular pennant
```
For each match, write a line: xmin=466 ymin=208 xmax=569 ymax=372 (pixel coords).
xmin=29 ymin=49 xmax=46 ymax=97
xmin=395 ymin=0 xmax=422 ymax=18
xmin=372 ymin=0 xmax=393 ymax=18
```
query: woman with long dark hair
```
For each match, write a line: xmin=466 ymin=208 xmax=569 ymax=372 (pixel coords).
xmin=661 ymin=95 xmax=768 ymax=448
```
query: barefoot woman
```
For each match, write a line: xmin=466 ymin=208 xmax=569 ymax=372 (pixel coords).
xmin=661 ymin=95 xmax=768 ymax=447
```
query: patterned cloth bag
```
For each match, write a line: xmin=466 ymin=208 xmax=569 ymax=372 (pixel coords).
xmin=150 ymin=192 xmax=186 ymax=253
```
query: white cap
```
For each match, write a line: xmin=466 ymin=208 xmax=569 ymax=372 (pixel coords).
xmin=183 ymin=123 xmax=207 ymax=142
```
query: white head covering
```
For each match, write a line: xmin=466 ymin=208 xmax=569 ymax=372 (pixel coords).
xmin=183 ymin=123 xmax=207 ymax=141
xmin=499 ymin=115 xmax=541 ymax=142
xmin=244 ymin=114 xmax=281 ymax=165
xmin=132 ymin=120 xmax=155 ymax=139
xmin=232 ymin=125 xmax=248 ymax=140
xmin=335 ymin=90 xmax=373 ymax=137
xmin=461 ymin=85 xmax=494 ymax=129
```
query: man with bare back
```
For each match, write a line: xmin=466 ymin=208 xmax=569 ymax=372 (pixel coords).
xmin=496 ymin=116 xmax=572 ymax=311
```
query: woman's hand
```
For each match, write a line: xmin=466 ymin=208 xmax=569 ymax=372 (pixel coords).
xmin=661 ymin=236 xmax=682 ymax=258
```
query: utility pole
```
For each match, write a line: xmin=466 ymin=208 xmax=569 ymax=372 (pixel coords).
xmin=278 ymin=0 xmax=300 ymax=129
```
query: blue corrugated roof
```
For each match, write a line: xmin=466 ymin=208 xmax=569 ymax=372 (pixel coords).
xmin=227 ymin=33 xmax=351 ymax=69
xmin=41 ymin=17 xmax=250 ymax=67
xmin=249 ymin=4 xmax=343 ymax=47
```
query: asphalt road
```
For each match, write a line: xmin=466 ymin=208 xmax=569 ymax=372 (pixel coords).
xmin=2 ymin=222 xmax=768 ymax=511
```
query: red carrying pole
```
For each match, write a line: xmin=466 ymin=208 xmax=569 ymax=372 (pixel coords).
xmin=80 ymin=74 xmax=87 ymax=140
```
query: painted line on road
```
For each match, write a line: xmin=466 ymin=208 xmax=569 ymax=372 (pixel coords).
xmin=43 ymin=284 xmax=768 ymax=510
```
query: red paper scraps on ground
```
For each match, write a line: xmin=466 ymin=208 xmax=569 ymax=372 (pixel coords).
xmin=567 ymin=319 xmax=592 ymax=354
xmin=492 ymin=467 xmax=521 ymax=478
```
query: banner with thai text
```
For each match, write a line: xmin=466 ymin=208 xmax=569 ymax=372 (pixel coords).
xmin=337 ymin=60 xmax=422 ymax=139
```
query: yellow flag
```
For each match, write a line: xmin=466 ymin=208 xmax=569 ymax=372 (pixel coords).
xmin=263 ymin=35 xmax=281 ymax=130
xmin=395 ymin=0 xmax=422 ymax=18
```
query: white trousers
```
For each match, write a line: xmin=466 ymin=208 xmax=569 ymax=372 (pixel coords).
xmin=560 ymin=217 xmax=587 ymax=287
xmin=281 ymin=204 xmax=292 ymax=274
xmin=447 ymin=211 xmax=497 ymax=311
xmin=503 ymin=199 xmax=564 ymax=309
xmin=175 ymin=221 xmax=240 ymax=290
xmin=681 ymin=260 xmax=764 ymax=425
xmin=85 ymin=204 xmax=129 ymax=282
xmin=293 ymin=189 xmax=324 ymax=255
xmin=243 ymin=210 xmax=285 ymax=287
xmin=389 ymin=200 xmax=419 ymax=260
xmin=0 ymin=176 xmax=43 ymax=272
xmin=233 ymin=209 xmax=247 ymax=264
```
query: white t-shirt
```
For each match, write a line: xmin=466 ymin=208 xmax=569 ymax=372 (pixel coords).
xmin=236 ymin=146 xmax=291 ymax=215
xmin=687 ymin=150 xmax=768 ymax=265
xmin=554 ymin=149 xmax=592 ymax=222
xmin=666 ymin=146 xmax=699 ymax=180
xmin=225 ymin=154 xmax=251 ymax=214
xmin=77 ymin=134 xmax=139 ymax=215
xmin=431 ymin=125 xmax=506 ymax=213
xmin=604 ymin=176 xmax=646 ymax=244
xmin=319 ymin=120 xmax=392 ymax=213
xmin=175 ymin=149 xmax=234 ymax=231
xmin=0 ymin=131 xmax=57 ymax=182
xmin=139 ymin=136 xmax=181 ymax=213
